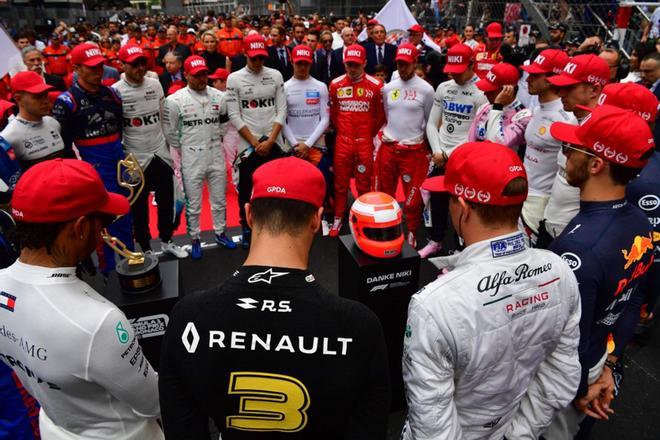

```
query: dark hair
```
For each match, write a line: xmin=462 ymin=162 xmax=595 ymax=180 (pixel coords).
xmin=11 ymin=221 xmax=68 ymax=254
xmin=608 ymin=148 xmax=653 ymax=185
xmin=642 ymin=52 xmax=660 ymax=64
xmin=374 ymin=63 xmax=388 ymax=74
xmin=250 ymin=198 xmax=318 ymax=236
xmin=463 ymin=177 xmax=527 ymax=227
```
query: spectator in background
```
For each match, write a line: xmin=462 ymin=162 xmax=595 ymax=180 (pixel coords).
xmin=364 ymin=24 xmax=396 ymax=80
xmin=332 ymin=18 xmax=346 ymax=49
xmin=199 ymin=31 xmax=226 ymax=73
xmin=548 ymin=23 xmax=567 ymax=47
xmin=330 ymin=26 xmax=357 ymax=79
xmin=157 ymin=26 xmax=192 ymax=67
xmin=42 ymin=32 xmax=70 ymax=78
xmin=600 ymin=46 xmax=626 ymax=83
xmin=314 ymin=30 xmax=335 ymax=84
xmin=288 ymin=23 xmax=307 ymax=48
xmin=267 ymin=25 xmax=293 ymax=81
xmin=622 ymin=41 xmax=656 ymax=83
xmin=216 ymin=17 xmax=243 ymax=58
xmin=373 ymin=64 xmax=388 ymax=82
xmin=22 ymin=46 xmax=67 ymax=91
xmin=474 ymin=22 xmax=504 ymax=78
xmin=159 ymin=52 xmax=186 ymax=96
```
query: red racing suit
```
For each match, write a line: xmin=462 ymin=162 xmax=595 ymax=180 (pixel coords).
xmin=329 ymin=73 xmax=385 ymax=218
xmin=474 ymin=47 xmax=503 ymax=79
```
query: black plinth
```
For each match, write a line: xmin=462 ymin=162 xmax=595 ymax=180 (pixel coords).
xmin=338 ymin=234 xmax=420 ymax=410
xmin=104 ymin=259 xmax=180 ymax=369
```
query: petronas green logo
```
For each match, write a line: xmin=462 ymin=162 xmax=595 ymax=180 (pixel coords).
xmin=116 ymin=322 xmax=129 ymax=344
xmin=405 ymin=325 xmax=412 ymax=338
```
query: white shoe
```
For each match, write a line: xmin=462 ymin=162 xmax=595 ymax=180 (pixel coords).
xmin=418 ymin=239 xmax=442 ymax=258
xmin=161 ymin=240 xmax=189 ymax=259
xmin=329 ymin=216 xmax=343 ymax=237
xmin=407 ymin=232 xmax=417 ymax=248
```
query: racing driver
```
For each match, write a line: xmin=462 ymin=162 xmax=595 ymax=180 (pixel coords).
xmin=328 ymin=43 xmax=385 ymax=237
xmin=402 ymin=141 xmax=581 ymax=439
xmin=0 ymin=159 xmax=162 ymax=439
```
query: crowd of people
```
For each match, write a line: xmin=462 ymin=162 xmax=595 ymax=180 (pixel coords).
xmin=0 ymin=6 xmax=659 ymax=440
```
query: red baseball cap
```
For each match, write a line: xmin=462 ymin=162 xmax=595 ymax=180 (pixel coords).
xmin=486 ymin=22 xmax=504 ymax=39
xmin=184 ymin=55 xmax=209 ymax=75
xmin=71 ymin=43 xmax=106 ymax=67
xmin=547 ymin=54 xmax=609 ymax=87
xmin=251 ymin=157 xmax=326 ymax=208
xmin=244 ymin=34 xmax=268 ymax=58
xmin=0 ymin=99 xmax=14 ymax=118
xmin=551 ymin=104 xmax=654 ymax=168
xmin=521 ymin=48 xmax=569 ymax=75
xmin=422 ymin=141 xmax=527 ymax=206
xmin=344 ymin=44 xmax=366 ymax=64
xmin=444 ymin=44 xmax=473 ymax=74
xmin=476 ymin=62 xmax=519 ymax=92
xmin=11 ymin=158 xmax=129 ymax=223
xmin=209 ymin=68 xmax=229 ymax=80
xmin=444 ymin=34 xmax=461 ymax=48
xmin=408 ymin=24 xmax=424 ymax=34
xmin=10 ymin=71 xmax=53 ymax=94
xmin=395 ymin=43 xmax=419 ymax=64
xmin=597 ymin=82 xmax=659 ymax=122
xmin=291 ymin=45 xmax=314 ymax=63
xmin=118 ymin=44 xmax=147 ymax=63
xmin=367 ymin=19 xmax=379 ymax=26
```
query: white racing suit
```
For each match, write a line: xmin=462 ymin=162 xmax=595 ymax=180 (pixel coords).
xmin=163 ymin=86 xmax=227 ymax=239
xmin=402 ymin=231 xmax=582 ymax=439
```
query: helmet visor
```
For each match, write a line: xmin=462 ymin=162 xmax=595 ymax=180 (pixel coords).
xmin=362 ymin=224 xmax=403 ymax=242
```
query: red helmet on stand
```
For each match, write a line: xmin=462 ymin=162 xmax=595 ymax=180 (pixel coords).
xmin=349 ymin=192 xmax=404 ymax=258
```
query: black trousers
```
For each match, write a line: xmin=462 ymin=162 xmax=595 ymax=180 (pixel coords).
xmin=131 ymin=156 xmax=175 ymax=251
xmin=237 ymin=147 xmax=284 ymax=229
xmin=427 ymin=167 xmax=450 ymax=243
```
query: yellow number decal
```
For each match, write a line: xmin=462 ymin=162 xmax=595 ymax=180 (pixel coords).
xmin=226 ymin=372 xmax=310 ymax=432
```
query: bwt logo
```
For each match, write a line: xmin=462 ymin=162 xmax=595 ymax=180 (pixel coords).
xmin=448 ymin=55 xmax=463 ymax=63
xmin=486 ymin=71 xmax=497 ymax=83
xmin=564 ymin=63 xmax=577 ymax=74
xmin=398 ymin=48 xmax=412 ymax=55
xmin=267 ymin=186 xmax=286 ymax=193
xmin=190 ymin=59 xmax=205 ymax=67
xmin=346 ymin=50 xmax=361 ymax=57
xmin=127 ymin=47 xmax=142 ymax=55
xmin=534 ymin=55 xmax=546 ymax=65
xmin=85 ymin=49 xmax=102 ymax=58
xmin=250 ymin=42 xmax=265 ymax=50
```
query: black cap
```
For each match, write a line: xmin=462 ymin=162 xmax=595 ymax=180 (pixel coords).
xmin=548 ymin=22 xmax=567 ymax=32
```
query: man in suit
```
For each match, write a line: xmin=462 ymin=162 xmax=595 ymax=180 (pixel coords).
xmin=157 ymin=26 xmax=192 ymax=68
xmin=266 ymin=24 xmax=293 ymax=81
xmin=287 ymin=23 xmax=307 ymax=50
xmin=639 ymin=52 xmax=660 ymax=145
xmin=314 ymin=31 xmax=335 ymax=84
xmin=364 ymin=24 xmax=396 ymax=80
xmin=21 ymin=46 xmax=67 ymax=91
xmin=159 ymin=52 xmax=186 ymax=95
xmin=330 ymin=27 xmax=358 ymax=80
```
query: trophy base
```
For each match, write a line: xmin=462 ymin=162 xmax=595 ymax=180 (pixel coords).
xmin=116 ymin=253 xmax=162 ymax=294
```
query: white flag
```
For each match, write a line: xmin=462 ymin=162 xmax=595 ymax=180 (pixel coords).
xmin=0 ymin=26 xmax=23 ymax=78
xmin=357 ymin=0 xmax=441 ymax=53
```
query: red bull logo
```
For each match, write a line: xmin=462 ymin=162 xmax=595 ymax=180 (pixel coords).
xmin=622 ymin=235 xmax=654 ymax=270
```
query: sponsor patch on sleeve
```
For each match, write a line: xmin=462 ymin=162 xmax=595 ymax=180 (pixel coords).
xmin=490 ymin=233 xmax=526 ymax=258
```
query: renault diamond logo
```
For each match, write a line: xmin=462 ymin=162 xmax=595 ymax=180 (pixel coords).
xmin=182 ymin=322 xmax=200 ymax=353
xmin=236 ymin=297 xmax=258 ymax=309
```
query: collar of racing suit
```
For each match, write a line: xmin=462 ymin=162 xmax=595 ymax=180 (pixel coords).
xmin=11 ymin=260 xmax=77 ymax=284
xmin=538 ymin=97 xmax=563 ymax=111
xmin=579 ymin=198 xmax=627 ymax=213
xmin=232 ymin=265 xmax=318 ymax=288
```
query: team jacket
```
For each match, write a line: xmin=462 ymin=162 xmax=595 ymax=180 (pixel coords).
xmin=159 ymin=266 xmax=390 ymax=440
xmin=467 ymin=100 xmax=531 ymax=151
xmin=403 ymin=232 xmax=581 ymax=440
xmin=329 ymin=73 xmax=385 ymax=142
xmin=550 ymin=199 xmax=654 ymax=397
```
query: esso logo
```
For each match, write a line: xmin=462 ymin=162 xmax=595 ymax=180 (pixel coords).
xmin=398 ymin=47 xmax=412 ymax=56
xmin=454 ymin=183 xmax=465 ymax=196
xmin=639 ymin=194 xmax=660 ymax=211
xmin=509 ymin=165 xmax=523 ymax=172
xmin=592 ymin=141 xmax=605 ymax=153
xmin=486 ymin=71 xmax=497 ymax=83
xmin=560 ymin=252 xmax=582 ymax=271
xmin=564 ymin=62 xmax=577 ymax=74
xmin=266 ymin=186 xmax=287 ymax=193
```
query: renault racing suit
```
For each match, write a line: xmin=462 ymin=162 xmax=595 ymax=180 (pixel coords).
xmin=521 ymin=98 xmax=576 ymax=238
xmin=425 ymin=76 xmax=488 ymax=245
xmin=112 ymin=76 xmax=176 ymax=251
xmin=329 ymin=73 xmax=385 ymax=219
xmin=375 ymin=74 xmax=434 ymax=235
xmin=402 ymin=231 xmax=581 ymax=439
xmin=163 ymin=85 xmax=227 ymax=240
xmin=467 ymin=100 xmax=531 ymax=153
xmin=625 ymin=151 xmax=660 ymax=323
xmin=545 ymin=200 xmax=654 ymax=439
xmin=226 ymin=66 xmax=286 ymax=228
xmin=0 ymin=260 xmax=162 ymax=440
xmin=51 ymin=82 xmax=133 ymax=274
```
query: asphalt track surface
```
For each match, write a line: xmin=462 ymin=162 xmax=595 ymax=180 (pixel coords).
xmin=91 ymin=225 xmax=660 ymax=439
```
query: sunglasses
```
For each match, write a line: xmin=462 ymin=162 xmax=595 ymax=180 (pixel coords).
xmin=561 ymin=142 xmax=598 ymax=158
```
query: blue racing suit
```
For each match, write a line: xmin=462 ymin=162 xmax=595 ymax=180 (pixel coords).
xmin=51 ymin=82 xmax=133 ymax=274
xmin=0 ymin=362 xmax=40 ymax=440
xmin=626 ymin=151 xmax=660 ymax=319
xmin=550 ymin=199 xmax=654 ymax=398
